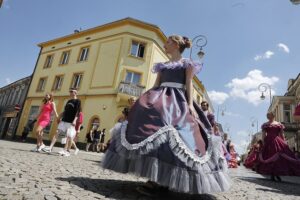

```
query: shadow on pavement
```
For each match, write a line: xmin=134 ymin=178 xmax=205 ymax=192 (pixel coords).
xmin=237 ymin=176 xmax=300 ymax=196
xmin=56 ymin=176 xmax=217 ymax=200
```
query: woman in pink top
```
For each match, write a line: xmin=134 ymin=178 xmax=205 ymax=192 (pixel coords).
xmin=33 ymin=93 xmax=58 ymax=152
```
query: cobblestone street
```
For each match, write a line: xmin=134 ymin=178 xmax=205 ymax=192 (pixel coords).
xmin=0 ymin=140 xmax=300 ymax=200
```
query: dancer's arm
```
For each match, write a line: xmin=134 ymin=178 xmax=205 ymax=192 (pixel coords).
xmin=52 ymin=102 xmax=59 ymax=118
xmin=186 ymin=67 xmax=196 ymax=117
xmin=152 ymin=72 xmax=161 ymax=88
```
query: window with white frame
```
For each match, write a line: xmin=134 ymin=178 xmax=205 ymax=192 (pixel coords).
xmin=78 ymin=47 xmax=89 ymax=62
xmin=71 ymin=73 xmax=83 ymax=89
xmin=44 ymin=55 xmax=53 ymax=68
xmin=60 ymin=51 xmax=70 ymax=65
xmin=283 ymin=103 xmax=291 ymax=123
xmin=130 ymin=41 xmax=145 ymax=58
xmin=52 ymin=76 xmax=64 ymax=91
xmin=125 ymin=71 xmax=141 ymax=85
xmin=37 ymin=78 xmax=47 ymax=92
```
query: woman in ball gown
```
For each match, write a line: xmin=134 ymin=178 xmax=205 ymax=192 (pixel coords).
xmin=256 ymin=112 xmax=300 ymax=181
xmin=102 ymin=35 xmax=231 ymax=195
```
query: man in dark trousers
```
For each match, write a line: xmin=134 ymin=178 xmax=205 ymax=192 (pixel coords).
xmin=200 ymin=101 xmax=217 ymax=134
xmin=43 ymin=88 xmax=81 ymax=156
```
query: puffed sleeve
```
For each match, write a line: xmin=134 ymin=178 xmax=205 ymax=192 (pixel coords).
xmin=184 ymin=59 xmax=203 ymax=75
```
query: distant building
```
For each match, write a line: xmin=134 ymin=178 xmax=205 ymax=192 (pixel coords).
xmin=269 ymin=73 xmax=300 ymax=151
xmin=291 ymin=0 xmax=300 ymax=5
xmin=0 ymin=76 xmax=31 ymax=139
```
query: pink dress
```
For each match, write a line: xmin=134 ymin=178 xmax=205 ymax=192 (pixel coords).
xmin=37 ymin=102 xmax=53 ymax=128
xmin=256 ymin=122 xmax=300 ymax=176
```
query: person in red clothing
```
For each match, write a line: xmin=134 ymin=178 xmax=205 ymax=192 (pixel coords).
xmin=32 ymin=93 xmax=58 ymax=152
xmin=244 ymin=140 xmax=263 ymax=170
xmin=228 ymin=142 xmax=238 ymax=168
xmin=256 ymin=112 xmax=300 ymax=181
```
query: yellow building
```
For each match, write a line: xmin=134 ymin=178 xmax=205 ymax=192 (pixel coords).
xmin=17 ymin=18 xmax=212 ymax=143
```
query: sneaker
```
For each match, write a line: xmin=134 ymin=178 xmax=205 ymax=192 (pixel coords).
xmin=31 ymin=146 xmax=39 ymax=152
xmin=37 ymin=144 xmax=45 ymax=152
xmin=42 ymin=146 xmax=52 ymax=153
xmin=58 ymin=149 xmax=67 ymax=156
xmin=63 ymin=151 xmax=70 ymax=157
xmin=74 ymin=148 xmax=79 ymax=155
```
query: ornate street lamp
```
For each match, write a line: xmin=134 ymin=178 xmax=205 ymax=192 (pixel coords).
xmin=217 ymin=105 xmax=226 ymax=122
xmin=258 ymin=83 xmax=272 ymax=105
xmin=250 ymin=117 xmax=259 ymax=133
xmin=189 ymin=35 xmax=208 ymax=60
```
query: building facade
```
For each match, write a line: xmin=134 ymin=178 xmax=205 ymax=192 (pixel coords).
xmin=17 ymin=18 xmax=212 ymax=144
xmin=0 ymin=76 xmax=31 ymax=139
xmin=269 ymin=73 xmax=300 ymax=151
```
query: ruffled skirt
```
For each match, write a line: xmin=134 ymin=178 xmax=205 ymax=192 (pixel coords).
xmin=102 ymin=86 xmax=231 ymax=194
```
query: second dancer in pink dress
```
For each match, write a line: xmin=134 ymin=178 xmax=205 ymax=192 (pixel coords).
xmin=33 ymin=93 xmax=58 ymax=152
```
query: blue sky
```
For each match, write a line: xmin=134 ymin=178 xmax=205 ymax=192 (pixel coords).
xmin=1 ymin=0 xmax=299 ymax=153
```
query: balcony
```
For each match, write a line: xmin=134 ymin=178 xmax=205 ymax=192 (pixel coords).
xmin=281 ymin=122 xmax=300 ymax=132
xmin=117 ymin=81 xmax=145 ymax=102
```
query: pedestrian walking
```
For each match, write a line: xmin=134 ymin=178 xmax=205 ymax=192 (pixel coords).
xmin=98 ymin=128 xmax=106 ymax=152
xmin=58 ymin=108 xmax=83 ymax=156
xmin=21 ymin=119 xmax=37 ymax=142
xmin=102 ymin=35 xmax=230 ymax=196
xmin=85 ymin=126 xmax=95 ymax=152
xmin=93 ymin=127 xmax=101 ymax=152
xmin=42 ymin=88 xmax=81 ymax=156
xmin=32 ymin=93 xmax=58 ymax=152
xmin=256 ymin=111 xmax=300 ymax=181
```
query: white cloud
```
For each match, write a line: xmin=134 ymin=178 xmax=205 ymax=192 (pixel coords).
xmin=236 ymin=130 xmax=249 ymax=137
xmin=5 ymin=78 xmax=11 ymax=84
xmin=254 ymin=50 xmax=274 ymax=61
xmin=224 ymin=111 xmax=241 ymax=117
xmin=226 ymin=69 xmax=279 ymax=105
xmin=207 ymin=90 xmax=229 ymax=105
xmin=233 ymin=139 xmax=249 ymax=154
xmin=278 ymin=43 xmax=290 ymax=53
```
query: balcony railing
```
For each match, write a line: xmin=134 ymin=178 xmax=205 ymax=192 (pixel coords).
xmin=118 ymin=81 xmax=145 ymax=97
xmin=281 ymin=122 xmax=300 ymax=131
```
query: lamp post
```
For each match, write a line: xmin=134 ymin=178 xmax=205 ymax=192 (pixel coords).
xmin=217 ymin=105 xmax=226 ymax=122
xmin=250 ymin=117 xmax=259 ymax=133
xmin=189 ymin=35 xmax=207 ymax=60
xmin=258 ymin=83 xmax=272 ymax=105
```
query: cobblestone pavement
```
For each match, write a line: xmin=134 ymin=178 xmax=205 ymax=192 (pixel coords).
xmin=0 ymin=140 xmax=300 ymax=200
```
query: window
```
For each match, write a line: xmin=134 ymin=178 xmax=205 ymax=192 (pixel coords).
xmin=283 ymin=104 xmax=291 ymax=123
xmin=125 ymin=71 xmax=141 ymax=85
xmin=52 ymin=75 xmax=64 ymax=91
xmin=78 ymin=47 xmax=89 ymax=62
xmin=27 ymin=105 xmax=39 ymax=123
xmin=37 ymin=78 xmax=47 ymax=92
xmin=44 ymin=55 xmax=53 ymax=68
xmin=130 ymin=41 xmax=145 ymax=58
xmin=197 ymin=95 xmax=201 ymax=104
xmin=71 ymin=73 xmax=83 ymax=89
xmin=60 ymin=51 xmax=70 ymax=65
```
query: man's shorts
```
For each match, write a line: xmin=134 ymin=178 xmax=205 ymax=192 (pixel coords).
xmin=57 ymin=121 xmax=76 ymax=139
